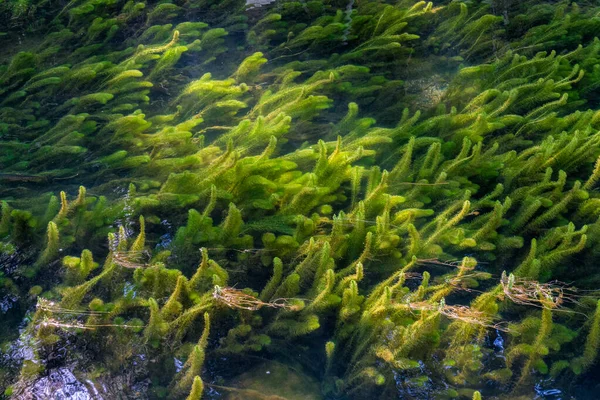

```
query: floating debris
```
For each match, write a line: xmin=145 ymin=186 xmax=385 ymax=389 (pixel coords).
xmin=213 ymin=286 xmax=297 ymax=311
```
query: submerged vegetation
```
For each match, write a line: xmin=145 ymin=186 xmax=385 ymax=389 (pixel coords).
xmin=2 ymin=0 xmax=600 ymax=398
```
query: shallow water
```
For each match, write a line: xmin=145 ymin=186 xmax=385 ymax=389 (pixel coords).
xmin=3 ymin=0 xmax=600 ymax=399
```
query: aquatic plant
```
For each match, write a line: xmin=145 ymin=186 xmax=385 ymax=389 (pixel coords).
xmin=3 ymin=0 xmax=600 ymax=398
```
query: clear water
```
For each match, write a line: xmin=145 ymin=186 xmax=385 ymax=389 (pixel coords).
xmin=2 ymin=0 xmax=600 ymax=399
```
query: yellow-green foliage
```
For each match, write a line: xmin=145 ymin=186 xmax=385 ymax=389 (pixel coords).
xmin=4 ymin=0 xmax=600 ymax=399
xmin=572 ymin=300 xmax=600 ymax=374
xmin=171 ymin=313 xmax=210 ymax=397
xmin=186 ymin=376 xmax=203 ymax=400
xmin=63 ymin=249 xmax=97 ymax=284
xmin=30 ymin=221 xmax=60 ymax=276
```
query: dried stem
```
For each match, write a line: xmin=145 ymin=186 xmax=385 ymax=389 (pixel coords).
xmin=213 ymin=286 xmax=298 ymax=311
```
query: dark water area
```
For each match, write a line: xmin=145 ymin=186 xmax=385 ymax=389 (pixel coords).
xmin=3 ymin=0 xmax=600 ymax=399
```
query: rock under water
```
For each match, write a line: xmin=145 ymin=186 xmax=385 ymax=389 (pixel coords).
xmin=221 ymin=361 xmax=322 ymax=400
